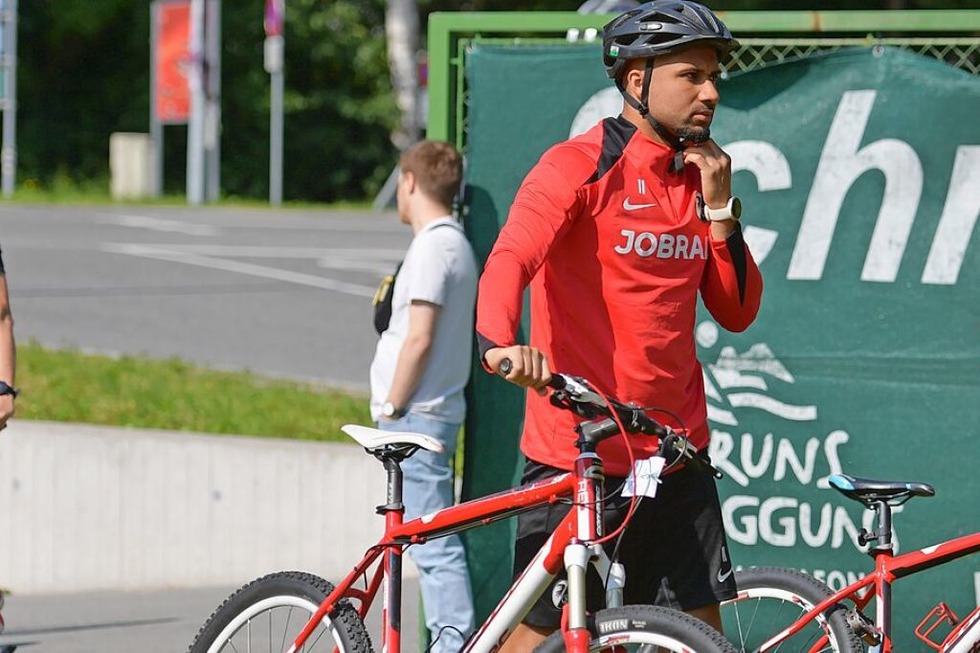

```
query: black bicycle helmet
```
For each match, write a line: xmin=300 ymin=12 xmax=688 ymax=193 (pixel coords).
xmin=602 ymin=0 xmax=737 ymax=80
xmin=601 ymin=0 xmax=736 ymax=164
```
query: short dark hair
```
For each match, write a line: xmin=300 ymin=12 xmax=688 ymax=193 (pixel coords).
xmin=399 ymin=140 xmax=463 ymax=209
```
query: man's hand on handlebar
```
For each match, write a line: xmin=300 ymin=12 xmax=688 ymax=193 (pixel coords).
xmin=485 ymin=346 xmax=552 ymax=395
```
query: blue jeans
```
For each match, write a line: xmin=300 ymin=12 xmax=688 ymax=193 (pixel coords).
xmin=379 ymin=412 xmax=474 ymax=652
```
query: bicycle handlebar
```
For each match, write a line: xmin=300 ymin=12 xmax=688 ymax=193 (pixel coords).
xmin=496 ymin=358 xmax=722 ymax=478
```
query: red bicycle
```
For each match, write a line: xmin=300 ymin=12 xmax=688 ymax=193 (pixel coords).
xmin=720 ymin=474 xmax=980 ymax=653
xmin=187 ymin=371 xmax=737 ymax=653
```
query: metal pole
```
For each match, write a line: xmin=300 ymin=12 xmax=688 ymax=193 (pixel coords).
xmin=1 ymin=0 xmax=18 ymax=198
xmin=204 ymin=0 xmax=221 ymax=202
xmin=149 ymin=0 xmax=163 ymax=197
xmin=265 ymin=35 xmax=284 ymax=206
xmin=186 ymin=0 xmax=206 ymax=205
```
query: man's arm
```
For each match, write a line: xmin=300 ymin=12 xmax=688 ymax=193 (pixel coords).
xmin=382 ymin=300 xmax=440 ymax=416
xmin=701 ymin=226 xmax=763 ymax=332
xmin=683 ymin=139 xmax=764 ymax=332
xmin=0 ymin=274 xmax=16 ymax=430
xmin=476 ymin=148 xmax=591 ymax=390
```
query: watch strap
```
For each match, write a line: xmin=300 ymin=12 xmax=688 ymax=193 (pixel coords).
xmin=703 ymin=196 xmax=741 ymax=222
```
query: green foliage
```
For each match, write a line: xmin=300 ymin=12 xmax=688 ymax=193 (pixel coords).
xmin=14 ymin=0 xmax=972 ymax=202
xmin=19 ymin=1 xmax=149 ymax=185
xmin=16 ymin=341 xmax=371 ymax=442
xmin=18 ymin=0 xmax=399 ymax=204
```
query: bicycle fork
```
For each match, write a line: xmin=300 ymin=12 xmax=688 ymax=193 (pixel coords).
xmin=561 ymin=450 xmax=626 ymax=652
xmin=562 ymin=543 xmax=627 ymax=651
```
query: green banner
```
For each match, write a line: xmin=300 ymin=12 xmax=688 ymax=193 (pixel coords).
xmin=463 ymin=45 xmax=979 ymax=646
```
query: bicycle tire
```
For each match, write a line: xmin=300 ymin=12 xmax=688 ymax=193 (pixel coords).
xmin=534 ymin=604 xmax=739 ymax=652
xmin=720 ymin=566 xmax=864 ymax=653
xmin=186 ymin=570 xmax=372 ymax=653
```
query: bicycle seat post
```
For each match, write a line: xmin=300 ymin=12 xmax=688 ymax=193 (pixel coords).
xmin=376 ymin=448 xmax=409 ymax=515
xmin=869 ymin=500 xmax=894 ymax=556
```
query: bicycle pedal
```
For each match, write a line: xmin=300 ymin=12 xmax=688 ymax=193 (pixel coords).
xmin=844 ymin=608 xmax=881 ymax=646
xmin=914 ymin=603 xmax=960 ymax=651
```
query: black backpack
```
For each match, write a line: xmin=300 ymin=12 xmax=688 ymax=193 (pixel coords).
xmin=372 ymin=261 xmax=402 ymax=335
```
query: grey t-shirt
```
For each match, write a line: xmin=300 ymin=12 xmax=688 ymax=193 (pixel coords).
xmin=369 ymin=218 xmax=478 ymax=423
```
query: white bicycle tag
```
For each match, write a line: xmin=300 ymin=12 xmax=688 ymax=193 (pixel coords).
xmin=622 ymin=455 xmax=666 ymax=499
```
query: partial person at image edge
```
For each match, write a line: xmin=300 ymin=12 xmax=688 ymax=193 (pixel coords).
xmin=0 ymin=246 xmax=17 ymax=433
xmin=475 ymin=1 xmax=764 ymax=649
xmin=368 ymin=140 xmax=478 ymax=652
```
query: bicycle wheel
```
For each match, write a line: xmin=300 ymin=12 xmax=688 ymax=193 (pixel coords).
xmin=534 ymin=604 xmax=738 ymax=652
xmin=720 ymin=566 xmax=863 ymax=653
xmin=187 ymin=571 xmax=372 ymax=653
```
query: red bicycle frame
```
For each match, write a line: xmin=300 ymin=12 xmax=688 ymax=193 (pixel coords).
xmin=758 ymin=530 xmax=980 ymax=653
xmin=288 ymin=449 xmax=619 ymax=653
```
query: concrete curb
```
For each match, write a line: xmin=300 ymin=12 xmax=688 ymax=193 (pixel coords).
xmin=0 ymin=420 xmax=414 ymax=594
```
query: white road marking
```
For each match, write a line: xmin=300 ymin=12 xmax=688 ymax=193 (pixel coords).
xmin=103 ymin=243 xmax=386 ymax=298
xmin=103 ymin=214 xmax=221 ymax=236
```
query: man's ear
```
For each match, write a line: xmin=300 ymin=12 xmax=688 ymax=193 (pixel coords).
xmin=622 ymin=64 xmax=648 ymax=101
xmin=402 ymin=170 xmax=417 ymax=193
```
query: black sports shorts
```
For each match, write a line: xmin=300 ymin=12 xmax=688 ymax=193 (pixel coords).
xmin=513 ymin=457 xmax=738 ymax=628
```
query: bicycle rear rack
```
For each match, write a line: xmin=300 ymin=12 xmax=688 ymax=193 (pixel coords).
xmin=915 ymin=603 xmax=960 ymax=650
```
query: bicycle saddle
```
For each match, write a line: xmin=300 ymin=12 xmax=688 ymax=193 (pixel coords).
xmin=342 ymin=424 xmax=445 ymax=453
xmin=828 ymin=473 xmax=935 ymax=506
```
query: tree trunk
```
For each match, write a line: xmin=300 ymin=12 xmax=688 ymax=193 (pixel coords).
xmin=385 ymin=0 xmax=420 ymax=150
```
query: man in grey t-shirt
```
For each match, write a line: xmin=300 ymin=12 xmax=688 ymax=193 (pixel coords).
xmin=369 ymin=140 xmax=477 ymax=652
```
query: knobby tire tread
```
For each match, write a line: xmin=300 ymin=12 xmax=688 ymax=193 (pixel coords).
xmin=534 ymin=604 xmax=738 ymax=652
xmin=186 ymin=570 xmax=372 ymax=653
xmin=728 ymin=566 xmax=863 ymax=653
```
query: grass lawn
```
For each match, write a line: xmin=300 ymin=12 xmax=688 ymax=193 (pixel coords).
xmin=15 ymin=341 xmax=371 ymax=442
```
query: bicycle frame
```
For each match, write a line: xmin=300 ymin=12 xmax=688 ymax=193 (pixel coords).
xmin=758 ymin=530 xmax=980 ymax=653
xmin=287 ymin=449 xmax=625 ymax=653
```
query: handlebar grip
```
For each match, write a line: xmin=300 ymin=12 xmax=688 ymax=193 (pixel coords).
xmin=497 ymin=358 xmax=566 ymax=389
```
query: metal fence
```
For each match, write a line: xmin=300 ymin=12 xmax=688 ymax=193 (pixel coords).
xmin=427 ymin=10 xmax=980 ymax=149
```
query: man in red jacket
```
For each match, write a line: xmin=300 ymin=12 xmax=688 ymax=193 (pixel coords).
xmin=476 ymin=1 xmax=763 ymax=649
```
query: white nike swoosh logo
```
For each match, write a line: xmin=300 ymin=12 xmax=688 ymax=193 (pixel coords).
xmin=623 ymin=197 xmax=658 ymax=211
xmin=717 ymin=567 xmax=734 ymax=583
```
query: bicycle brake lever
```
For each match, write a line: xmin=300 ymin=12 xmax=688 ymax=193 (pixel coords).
xmin=559 ymin=375 xmax=606 ymax=407
xmin=662 ymin=431 xmax=724 ymax=479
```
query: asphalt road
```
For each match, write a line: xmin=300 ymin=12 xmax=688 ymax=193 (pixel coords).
xmin=0 ymin=581 xmax=420 ymax=653
xmin=0 ymin=203 xmax=422 ymax=651
xmin=0 ymin=203 xmax=413 ymax=391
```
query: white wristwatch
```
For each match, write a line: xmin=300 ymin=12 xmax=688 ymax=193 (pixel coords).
xmin=703 ymin=196 xmax=742 ymax=222
xmin=381 ymin=401 xmax=406 ymax=419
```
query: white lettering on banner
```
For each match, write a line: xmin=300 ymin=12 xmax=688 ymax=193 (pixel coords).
xmin=922 ymin=146 xmax=980 ymax=285
xmin=787 ymin=90 xmax=923 ymax=282
xmin=708 ymin=430 xmax=848 ymax=489
xmin=723 ymin=495 xmax=869 ymax=549
xmin=799 ymin=568 xmax=867 ymax=591
xmin=726 ymin=140 xmax=793 ymax=192
xmin=695 ymin=325 xmax=906 ymax=553
xmin=723 ymin=93 xmax=975 ymax=286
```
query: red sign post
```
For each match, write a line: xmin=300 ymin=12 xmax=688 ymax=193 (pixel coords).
xmin=154 ymin=1 xmax=191 ymax=124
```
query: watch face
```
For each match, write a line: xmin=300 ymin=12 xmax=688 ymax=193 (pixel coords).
xmin=731 ymin=197 xmax=742 ymax=219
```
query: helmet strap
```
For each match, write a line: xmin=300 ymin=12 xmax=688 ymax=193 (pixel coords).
xmin=618 ymin=58 xmax=686 ymax=173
